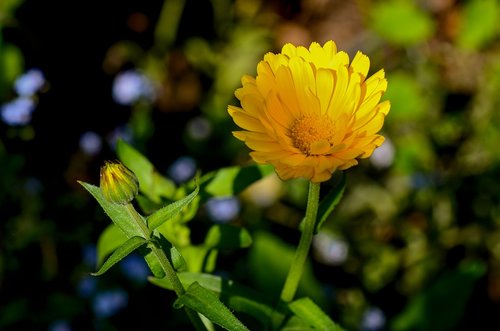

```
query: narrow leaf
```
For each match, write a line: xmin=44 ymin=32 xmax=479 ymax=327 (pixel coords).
xmin=96 ymin=224 xmax=127 ymax=267
xmin=79 ymin=181 xmax=146 ymax=238
xmin=147 ymin=186 xmax=199 ymax=231
xmin=92 ymin=236 xmax=147 ymax=276
xmin=200 ymin=164 xmax=274 ymax=198
xmin=315 ymin=172 xmax=346 ymax=233
xmin=116 ymin=140 xmax=176 ymax=202
xmin=174 ymin=282 xmax=250 ymax=331
xmin=288 ymin=297 xmax=345 ymax=331
xmin=149 ymin=272 xmax=223 ymax=292
xmin=151 ymin=272 xmax=275 ymax=325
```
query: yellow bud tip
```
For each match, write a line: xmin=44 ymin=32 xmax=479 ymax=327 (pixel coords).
xmin=99 ymin=160 xmax=139 ymax=204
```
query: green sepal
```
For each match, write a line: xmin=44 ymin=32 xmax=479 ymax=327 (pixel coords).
xmin=147 ymin=185 xmax=199 ymax=231
xmin=78 ymin=181 xmax=146 ymax=238
xmin=288 ymin=297 xmax=345 ymax=331
xmin=174 ymin=282 xmax=250 ymax=331
xmin=92 ymin=236 xmax=148 ymax=276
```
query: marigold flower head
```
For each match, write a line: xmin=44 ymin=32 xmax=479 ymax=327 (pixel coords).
xmin=229 ymin=40 xmax=390 ymax=182
xmin=100 ymin=160 xmax=139 ymax=204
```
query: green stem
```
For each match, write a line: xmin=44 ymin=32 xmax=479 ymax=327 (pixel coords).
xmin=125 ymin=203 xmax=207 ymax=331
xmin=280 ymin=181 xmax=321 ymax=302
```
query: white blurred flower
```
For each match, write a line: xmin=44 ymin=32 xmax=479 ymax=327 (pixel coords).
xmin=313 ymin=231 xmax=349 ymax=265
xmin=361 ymin=307 xmax=386 ymax=331
xmin=112 ymin=70 xmax=155 ymax=105
xmin=79 ymin=131 xmax=102 ymax=156
xmin=370 ymin=137 xmax=395 ymax=169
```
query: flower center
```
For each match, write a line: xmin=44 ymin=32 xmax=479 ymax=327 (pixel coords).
xmin=290 ymin=115 xmax=335 ymax=155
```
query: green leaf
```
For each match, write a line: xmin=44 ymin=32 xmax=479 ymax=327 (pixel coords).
xmin=96 ymin=224 xmax=127 ymax=268
xmin=204 ymin=224 xmax=252 ymax=250
xmin=147 ymin=186 xmax=199 ymax=231
xmin=116 ymin=140 xmax=176 ymax=203
xmin=288 ymin=297 xmax=345 ymax=331
xmin=174 ymin=282 xmax=250 ymax=331
xmin=248 ymin=232 xmax=327 ymax=308
xmin=457 ymin=0 xmax=499 ymax=50
xmin=371 ymin=0 xmax=435 ymax=46
xmin=391 ymin=261 xmax=486 ymax=331
xmin=150 ymin=272 xmax=275 ymax=324
xmin=200 ymin=164 xmax=274 ymax=198
xmin=92 ymin=236 xmax=148 ymax=276
xmin=149 ymin=272 xmax=223 ymax=292
xmin=281 ymin=316 xmax=315 ymax=331
xmin=314 ymin=172 xmax=346 ymax=233
xmin=384 ymin=72 xmax=427 ymax=122
xmin=226 ymin=296 xmax=274 ymax=327
xmin=78 ymin=181 xmax=146 ymax=238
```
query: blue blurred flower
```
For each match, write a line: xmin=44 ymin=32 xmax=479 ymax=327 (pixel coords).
xmin=205 ymin=197 xmax=240 ymax=223
xmin=14 ymin=69 xmax=45 ymax=97
xmin=107 ymin=125 xmax=133 ymax=150
xmin=361 ymin=307 xmax=386 ymax=331
xmin=168 ymin=156 xmax=197 ymax=183
xmin=92 ymin=289 xmax=128 ymax=318
xmin=82 ymin=244 xmax=97 ymax=269
xmin=112 ymin=70 xmax=155 ymax=105
xmin=1 ymin=97 xmax=36 ymax=126
xmin=120 ymin=253 xmax=150 ymax=284
xmin=48 ymin=320 xmax=72 ymax=331
xmin=77 ymin=275 xmax=98 ymax=298
xmin=79 ymin=131 xmax=102 ymax=156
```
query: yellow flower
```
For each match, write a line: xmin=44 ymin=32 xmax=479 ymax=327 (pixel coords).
xmin=228 ymin=41 xmax=390 ymax=182
xmin=100 ymin=160 xmax=139 ymax=204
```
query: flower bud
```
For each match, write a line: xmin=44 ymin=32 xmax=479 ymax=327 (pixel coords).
xmin=100 ymin=160 xmax=139 ymax=204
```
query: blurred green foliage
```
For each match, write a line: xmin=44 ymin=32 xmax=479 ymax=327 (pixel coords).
xmin=1 ymin=0 xmax=500 ymax=330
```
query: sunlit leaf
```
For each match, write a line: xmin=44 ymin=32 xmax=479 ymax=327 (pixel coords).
xmin=149 ymin=272 xmax=275 ymax=324
xmin=204 ymin=224 xmax=252 ymax=250
xmin=288 ymin=297 xmax=345 ymax=331
xmin=457 ymin=0 xmax=499 ymax=50
xmin=371 ymin=0 xmax=434 ymax=46
xmin=92 ymin=236 xmax=147 ymax=276
xmin=116 ymin=140 xmax=176 ymax=203
xmin=174 ymin=282 xmax=250 ymax=331
xmin=147 ymin=185 xmax=199 ymax=231
xmin=281 ymin=315 xmax=315 ymax=331
xmin=200 ymin=164 xmax=274 ymax=198
xmin=96 ymin=224 xmax=127 ymax=268
xmin=179 ymin=245 xmax=217 ymax=273
xmin=248 ymin=232 xmax=327 ymax=308
xmin=384 ymin=72 xmax=427 ymax=122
